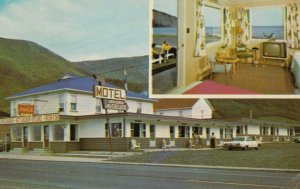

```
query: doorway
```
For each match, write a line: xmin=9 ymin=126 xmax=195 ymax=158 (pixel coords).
xmin=152 ymin=0 xmax=178 ymax=94
xmin=70 ymin=124 xmax=77 ymax=141
xmin=150 ymin=125 xmax=156 ymax=147
xmin=44 ymin=125 xmax=50 ymax=148
xmin=23 ymin=127 xmax=28 ymax=148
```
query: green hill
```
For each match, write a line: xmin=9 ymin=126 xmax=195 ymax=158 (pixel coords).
xmin=74 ymin=56 xmax=149 ymax=93
xmin=0 ymin=37 xmax=87 ymax=112
xmin=209 ymin=99 xmax=300 ymax=122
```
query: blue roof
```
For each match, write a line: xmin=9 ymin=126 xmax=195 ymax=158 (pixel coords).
xmin=8 ymin=75 xmax=149 ymax=101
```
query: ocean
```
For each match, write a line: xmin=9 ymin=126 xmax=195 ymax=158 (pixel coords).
xmin=153 ymin=26 xmax=284 ymax=42
xmin=252 ymin=26 xmax=284 ymax=39
xmin=153 ymin=27 xmax=177 ymax=36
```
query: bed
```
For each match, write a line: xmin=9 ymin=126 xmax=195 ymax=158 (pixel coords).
xmin=291 ymin=51 xmax=300 ymax=93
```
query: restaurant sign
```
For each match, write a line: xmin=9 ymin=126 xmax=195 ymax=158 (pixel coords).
xmin=94 ymin=86 xmax=126 ymax=101
xmin=0 ymin=114 xmax=59 ymax=125
xmin=18 ymin=104 xmax=34 ymax=116
xmin=104 ymin=100 xmax=128 ymax=111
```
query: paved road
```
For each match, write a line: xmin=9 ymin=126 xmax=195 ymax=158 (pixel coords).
xmin=0 ymin=159 xmax=299 ymax=189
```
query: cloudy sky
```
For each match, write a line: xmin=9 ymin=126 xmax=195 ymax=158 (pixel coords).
xmin=154 ymin=0 xmax=177 ymax=17
xmin=0 ymin=0 xmax=149 ymax=61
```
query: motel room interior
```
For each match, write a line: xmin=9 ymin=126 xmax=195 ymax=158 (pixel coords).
xmin=151 ymin=0 xmax=300 ymax=95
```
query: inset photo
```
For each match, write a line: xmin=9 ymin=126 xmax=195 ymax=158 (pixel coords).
xmin=150 ymin=0 xmax=300 ymax=96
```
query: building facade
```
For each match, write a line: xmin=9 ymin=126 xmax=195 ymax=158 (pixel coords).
xmin=0 ymin=75 xmax=298 ymax=152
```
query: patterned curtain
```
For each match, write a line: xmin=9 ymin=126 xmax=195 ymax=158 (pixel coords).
xmin=195 ymin=0 xmax=206 ymax=57
xmin=237 ymin=8 xmax=250 ymax=45
xmin=287 ymin=3 xmax=300 ymax=49
xmin=223 ymin=7 xmax=232 ymax=46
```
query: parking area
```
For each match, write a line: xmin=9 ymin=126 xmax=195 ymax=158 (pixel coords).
xmin=111 ymin=143 xmax=300 ymax=169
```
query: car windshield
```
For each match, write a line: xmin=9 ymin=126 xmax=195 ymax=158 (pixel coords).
xmin=233 ymin=137 xmax=245 ymax=141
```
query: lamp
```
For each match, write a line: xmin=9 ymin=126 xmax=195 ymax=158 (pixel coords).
xmin=231 ymin=20 xmax=235 ymax=28
xmin=236 ymin=26 xmax=243 ymax=45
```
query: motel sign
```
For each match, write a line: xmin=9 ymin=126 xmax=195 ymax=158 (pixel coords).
xmin=94 ymin=86 xmax=126 ymax=101
xmin=94 ymin=86 xmax=128 ymax=111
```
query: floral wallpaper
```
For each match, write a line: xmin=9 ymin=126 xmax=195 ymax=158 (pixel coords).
xmin=195 ymin=0 xmax=206 ymax=57
xmin=287 ymin=3 xmax=300 ymax=49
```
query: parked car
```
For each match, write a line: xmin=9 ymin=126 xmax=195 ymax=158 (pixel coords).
xmin=223 ymin=136 xmax=260 ymax=150
xmin=292 ymin=136 xmax=300 ymax=143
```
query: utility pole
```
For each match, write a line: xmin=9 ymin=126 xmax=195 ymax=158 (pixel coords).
xmin=93 ymin=75 xmax=113 ymax=155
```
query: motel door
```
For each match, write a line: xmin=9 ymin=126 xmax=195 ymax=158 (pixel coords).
xmin=44 ymin=126 xmax=50 ymax=148
xmin=150 ymin=125 xmax=156 ymax=147
xmin=23 ymin=127 xmax=28 ymax=147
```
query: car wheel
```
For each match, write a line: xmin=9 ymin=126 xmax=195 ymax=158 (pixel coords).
xmin=244 ymin=146 xmax=248 ymax=150
xmin=255 ymin=146 xmax=259 ymax=150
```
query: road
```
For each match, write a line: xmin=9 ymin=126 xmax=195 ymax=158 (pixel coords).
xmin=0 ymin=159 xmax=299 ymax=189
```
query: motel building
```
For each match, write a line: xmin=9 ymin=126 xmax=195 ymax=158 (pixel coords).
xmin=0 ymin=74 xmax=298 ymax=153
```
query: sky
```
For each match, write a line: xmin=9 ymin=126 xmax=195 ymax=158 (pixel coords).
xmin=204 ymin=6 xmax=221 ymax=27
xmin=154 ymin=0 xmax=177 ymax=17
xmin=0 ymin=0 xmax=150 ymax=61
xmin=251 ymin=7 xmax=284 ymax=26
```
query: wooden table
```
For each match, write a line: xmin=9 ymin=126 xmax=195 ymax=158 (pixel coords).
xmin=216 ymin=56 xmax=240 ymax=74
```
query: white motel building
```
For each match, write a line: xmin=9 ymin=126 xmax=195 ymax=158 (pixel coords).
xmin=0 ymin=74 xmax=298 ymax=153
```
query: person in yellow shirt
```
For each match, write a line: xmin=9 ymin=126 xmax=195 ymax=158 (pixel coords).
xmin=161 ymin=41 xmax=177 ymax=59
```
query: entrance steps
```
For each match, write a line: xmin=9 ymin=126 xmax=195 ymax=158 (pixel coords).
xmin=28 ymin=148 xmax=53 ymax=156
xmin=8 ymin=148 xmax=30 ymax=154
xmin=8 ymin=148 xmax=53 ymax=155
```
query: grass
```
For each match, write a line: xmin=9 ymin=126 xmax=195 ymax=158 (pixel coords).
xmin=110 ymin=143 xmax=300 ymax=170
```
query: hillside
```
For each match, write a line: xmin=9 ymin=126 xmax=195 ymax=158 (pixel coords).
xmin=153 ymin=9 xmax=177 ymax=27
xmin=209 ymin=99 xmax=300 ymax=122
xmin=74 ymin=56 xmax=148 ymax=92
xmin=0 ymin=37 xmax=87 ymax=112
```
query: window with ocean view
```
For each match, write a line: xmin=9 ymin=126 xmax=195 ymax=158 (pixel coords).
xmin=204 ymin=6 xmax=221 ymax=44
xmin=251 ymin=7 xmax=284 ymax=40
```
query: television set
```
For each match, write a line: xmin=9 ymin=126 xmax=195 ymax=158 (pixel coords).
xmin=263 ymin=42 xmax=287 ymax=58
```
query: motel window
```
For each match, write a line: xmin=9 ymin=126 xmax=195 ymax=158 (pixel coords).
xmin=150 ymin=125 xmax=155 ymax=141
xmin=130 ymin=123 xmax=146 ymax=137
xmin=260 ymin=126 xmax=269 ymax=135
xmin=53 ymin=125 xmax=65 ymax=141
xmin=59 ymin=95 xmax=64 ymax=112
xmin=70 ymin=95 xmax=77 ymax=111
xmin=12 ymin=101 xmax=17 ymax=116
xmin=32 ymin=126 xmax=41 ymax=141
xmin=250 ymin=7 xmax=284 ymax=40
xmin=236 ymin=126 xmax=244 ymax=135
xmin=220 ymin=128 xmax=224 ymax=140
xmin=288 ymin=128 xmax=294 ymax=136
xmin=170 ymin=126 xmax=175 ymax=141
xmin=225 ymin=128 xmax=233 ymax=139
xmin=137 ymin=103 xmax=142 ymax=113
xmin=204 ymin=5 xmax=222 ymax=44
xmin=96 ymin=99 xmax=101 ymax=113
xmin=270 ymin=127 xmax=276 ymax=136
xmin=12 ymin=127 xmax=22 ymax=141
xmin=178 ymin=126 xmax=189 ymax=138
xmin=179 ymin=110 xmax=183 ymax=117
xmin=105 ymin=123 xmax=122 ymax=138
xmin=192 ymin=126 xmax=203 ymax=137
xmin=206 ymin=128 xmax=210 ymax=139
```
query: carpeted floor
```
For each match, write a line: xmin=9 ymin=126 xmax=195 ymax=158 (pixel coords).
xmin=184 ymin=80 xmax=258 ymax=94
xmin=207 ymin=63 xmax=295 ymax=94
xmin=152 ymin=62 xmax=295 ymax=95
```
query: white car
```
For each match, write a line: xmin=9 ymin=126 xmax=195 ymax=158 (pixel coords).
xmin=223 ymin=136 xmax=260 ymax=150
